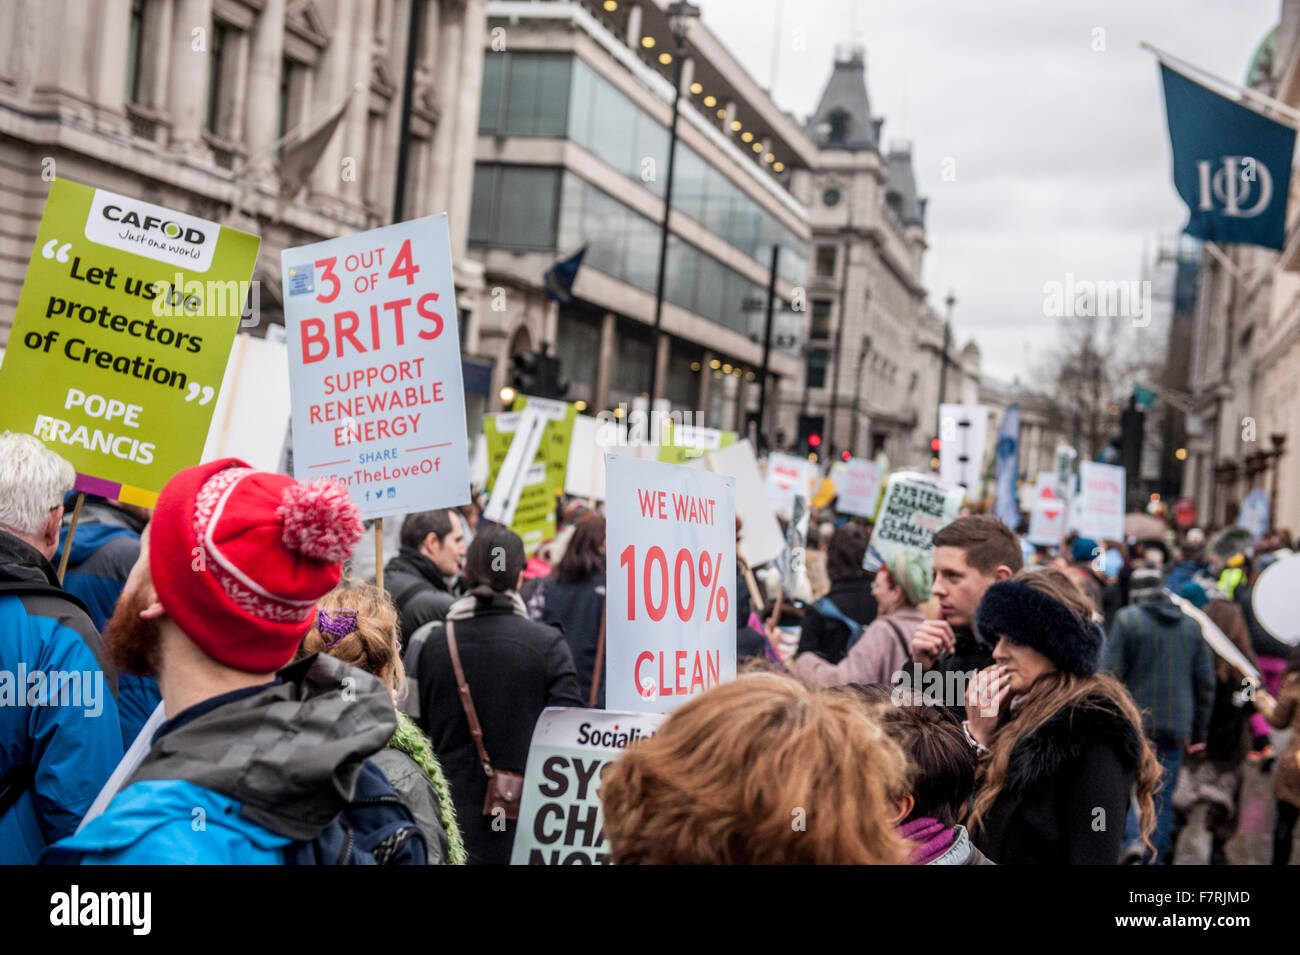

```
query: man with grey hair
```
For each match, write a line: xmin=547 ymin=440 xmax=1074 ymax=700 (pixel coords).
xmin=0 ymin=432 xmax=123 ymax=864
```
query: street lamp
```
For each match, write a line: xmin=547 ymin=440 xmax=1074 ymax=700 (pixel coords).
xmin=935 ymin=290 xmax=956 ymax=439
xmin=647 ymin=0 xmax=702 ymax=413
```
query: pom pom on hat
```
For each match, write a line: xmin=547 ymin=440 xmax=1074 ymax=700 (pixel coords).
xmin=278 ymin=479 xmax=364 ymax=563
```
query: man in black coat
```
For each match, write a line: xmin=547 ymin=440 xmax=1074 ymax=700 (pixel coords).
xmin=414 ymin=526 xmax=582 ymax=865
xmin=385 ymin=508 xmax=466 ymax=641
xmin=908 ymin=516 xmax=1022 ymax=718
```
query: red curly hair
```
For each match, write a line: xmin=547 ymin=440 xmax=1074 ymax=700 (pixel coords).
xmin=599 ymin=671 xmax=914 ymax=864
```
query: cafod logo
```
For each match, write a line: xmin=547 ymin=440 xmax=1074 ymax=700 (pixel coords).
xmin=83 ymin=186 xmax=221 ymax=272
xmin=102 ymin=204 xmax=207 ymax=245
xmin=1196 ymin=155 xmax=1272 ymax=218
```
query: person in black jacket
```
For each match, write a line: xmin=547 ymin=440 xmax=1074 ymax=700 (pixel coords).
xmin=907 ymin=516 xmax=1022 ymax=718
xmin=414 ymin=525 xmax=583 ymax=864
xmin=529 ymin=514 xmax=606 ymax=706
xmin=797 ymin=524 xmax=876 ymax=665
xmin=964 ymin=568 xmax=1161 ymax=865
xmin=384 ymin=508 xmax=467 ymax=641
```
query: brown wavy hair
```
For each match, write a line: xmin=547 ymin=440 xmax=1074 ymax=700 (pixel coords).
xmin=297 ymin=581 xmax=407 ymax=701
xmin=966 ymin=568 xmax=1160 ymax=853
xmin=599 ymin=671 xmax=914 ymax=864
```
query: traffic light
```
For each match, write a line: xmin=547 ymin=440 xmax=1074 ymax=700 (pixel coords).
xmin=930 ymin=436 xmax=941 ymax=453
xmin=510 ymin=347 xmax=569 ymax=401
xmin=511 ymin=351 xmax=539 ymax=395
xmin=841 ymin=449 xmax=851 ymax=462
xmin=796 ymin=414 xmax=824 ymax=455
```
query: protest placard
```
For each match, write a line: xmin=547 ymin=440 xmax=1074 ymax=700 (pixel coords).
xmin=837 ymin=457 xmax=884 ymax=518
xmin=0 ymin=180 xmax=259 ymax=506
xmin=201 ymin=333 xmax=291 ymax=472
xmin=606 ymin=456 xmax=736 ymax=713
xmin=938 ymin=403 xmax=989 ymax=497
xmin=657 ymin=421 xmax=736 ymax=465
xmin=280 ymin=214 xmax=469 ymax=520
xmin=510 ymin=707 xmax=666 ymax=865
xmin=686 ymin=439 xmax=784 ymax=567
xmin=512 ymin=394 xmax=576 ymax=500
xmin=482 ymin=406 xmax=553 ymax=553
xmin=765 ymin=451 xmax=813 ymax=518
xmin=1026 ymin=472 xmax=1066 ymax=546
xmin=1077 ymin=461 xmax=1125 ymax=542
xmin=865 ymin=471 xmax=964 ymax=571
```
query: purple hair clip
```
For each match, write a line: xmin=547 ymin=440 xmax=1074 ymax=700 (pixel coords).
xmin=317 ymin=608 xmax=359 ymax=649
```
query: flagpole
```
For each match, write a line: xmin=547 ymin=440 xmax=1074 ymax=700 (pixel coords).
xmin=1140 ymin=41 xmax=1300 ymax=128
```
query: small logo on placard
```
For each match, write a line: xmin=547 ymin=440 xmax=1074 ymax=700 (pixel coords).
xmin=287 ymin=264 xmax=315 ymax=295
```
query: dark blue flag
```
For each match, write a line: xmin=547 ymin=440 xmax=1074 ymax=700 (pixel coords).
xmin=1160 ymin=63 xmax=1295 ymax=250
xmin=544 ymin=246 xmax=587 ymax=303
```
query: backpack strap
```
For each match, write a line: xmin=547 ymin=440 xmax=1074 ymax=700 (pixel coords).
xmin=880 ymin=615 xmax=911 ymax=661
xmin=445 ymin=621 xmax=494 ymax=780
xmin=813 ymin=596 xmax=866 ymax=650
xmin=588 ymin=608 xmax=606 ymax=709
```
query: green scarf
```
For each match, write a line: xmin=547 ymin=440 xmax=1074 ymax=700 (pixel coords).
xmin=389 ymin=709 xmax=468 ymax=865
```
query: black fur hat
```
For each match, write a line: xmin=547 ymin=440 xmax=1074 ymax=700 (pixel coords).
xmin=975 ymin=580 xmax=1104 ymax=677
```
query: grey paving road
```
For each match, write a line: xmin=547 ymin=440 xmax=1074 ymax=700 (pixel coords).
xmin=1172 ymin=728 xmax=1295 ymax=865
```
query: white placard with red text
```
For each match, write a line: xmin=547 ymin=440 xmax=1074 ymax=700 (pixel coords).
xmin=765 ymin=451 xmax=812 ymax=519
xmin=281 ymin=215 xmax=470 ymax=518
xmin=1077 ymin=461 xmax=1125 ymax=543
xmin=605 ymin=455 xmax=736 ymax=714
xmin=837 ymin=457 xmax=884 ymax=518
xmin=1026 ymin=471 xmax=1065 ymax=546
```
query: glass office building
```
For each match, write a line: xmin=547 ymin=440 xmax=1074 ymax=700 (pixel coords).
xmin=467 ymin=1 xmax=813 ymax=430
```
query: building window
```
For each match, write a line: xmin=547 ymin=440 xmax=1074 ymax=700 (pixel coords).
xmin=126 ymin=0 xmax=146 ymax=103
xmin=806 ymin=348 xmax=829 ymax=389
xmin=479 ymin=52 xmax=572 ymax=137
xmin=205 ymin=22 xmax=229 ymax=135
xmin=468 ymin=164 xmax=562 ymax=249
xmin=555 ymin=307 xmax=602 ymax=403
xmin=815 ymin=245 xmax=836 ymax=278
xmin=810 ymin=300 xmax=832 ymax=340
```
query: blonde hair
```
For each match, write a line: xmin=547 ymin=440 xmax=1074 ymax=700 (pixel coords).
xmin=299 ymin=581 xmax=407 ymax=702
xmin=599 ymin=671 xmax=914 ymax=864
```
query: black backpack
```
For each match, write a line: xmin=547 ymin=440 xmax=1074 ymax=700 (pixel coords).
xmin=284 ymin=759 xmax=427 ymax=865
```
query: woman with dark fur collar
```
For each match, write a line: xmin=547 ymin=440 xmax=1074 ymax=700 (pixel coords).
xmin=962 ymin=568 xmax=1161 ymax=864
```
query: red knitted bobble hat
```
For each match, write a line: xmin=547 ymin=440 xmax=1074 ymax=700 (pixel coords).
xmin=149 ymin=458 xmax=365 ymax=673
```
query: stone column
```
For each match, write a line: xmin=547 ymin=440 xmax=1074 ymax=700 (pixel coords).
xmin=311 ymin=0 xmax=357 ymax=200
xmin=91 ymin=0 xmax=132 ymax=113
xmin=698 ymin=350 xmax=713 ymax=420
xmin=447 ymin=0 xmax=486 ymax=262
xmin=428 ymin=0 xmax=463 ymax=220
xmin=594 ymin=312 xmax=615 ymax=410
xmin=168 ymin=0 xmax=213 ymax=152
xmin=243 ymin=0 xmax=285 ymax=176
xmin=653 ymin=330 xmax=671 ymax=405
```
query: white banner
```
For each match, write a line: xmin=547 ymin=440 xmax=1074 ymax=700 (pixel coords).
xmin=510 ymin=707 xmax=666 ymax=865
xmin=606 ymin=456 xmax=736 ymax=713
xmin=281 ymin=214 xmax=470 ymax=518
xmin=837 ymin=457 xmax=883 ymax=518
xmin=939 ymin=403 xmax=989 ymax=497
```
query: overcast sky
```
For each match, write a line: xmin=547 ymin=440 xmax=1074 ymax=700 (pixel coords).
xmin=698 ymin=0 xmax=1279 ymax=385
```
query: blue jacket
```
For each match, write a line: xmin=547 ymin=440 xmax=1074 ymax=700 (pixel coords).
xmin=51 ymin=779 xmax=290 ymax=864
xmin=0 ymin=530 xmax=123 ymax=864
xmin=56 ymin=501 xmax=160 ymax=747
xmin=48 ymin=655 xmax=399 ymax=865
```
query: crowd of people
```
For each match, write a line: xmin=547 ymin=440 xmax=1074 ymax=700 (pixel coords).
xmin=1 ymin=427 xmax=1297 ymax=866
